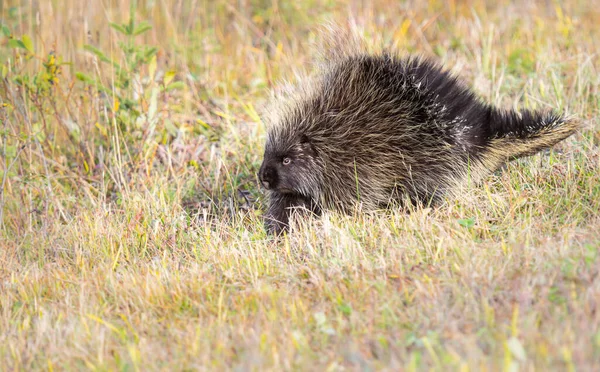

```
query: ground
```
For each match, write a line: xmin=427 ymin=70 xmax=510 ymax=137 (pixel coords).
xmin=1 ymin=0 xmax=599 ymax=370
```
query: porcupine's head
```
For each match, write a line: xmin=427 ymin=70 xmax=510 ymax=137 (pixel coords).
xmin=258 ymin=119 xmax=325 ymax=202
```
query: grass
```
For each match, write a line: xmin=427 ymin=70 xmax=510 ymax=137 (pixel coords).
xmin=1 ymin=0 xmax=599 ymax=370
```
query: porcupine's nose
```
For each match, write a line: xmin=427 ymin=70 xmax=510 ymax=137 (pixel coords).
xmin=258 ymin=165 xmax=275 ymax=190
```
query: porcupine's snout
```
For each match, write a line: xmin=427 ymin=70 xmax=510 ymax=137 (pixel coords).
xmin=258 ymin=163 xmax=277 ymax=190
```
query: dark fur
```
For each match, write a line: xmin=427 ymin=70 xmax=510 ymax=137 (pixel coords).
xmin=258 ymin=53 xmax=579 ymax=235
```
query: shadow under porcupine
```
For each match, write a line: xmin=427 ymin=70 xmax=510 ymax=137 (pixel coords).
xmin=257 ymin=51 xmax=580 ymax=235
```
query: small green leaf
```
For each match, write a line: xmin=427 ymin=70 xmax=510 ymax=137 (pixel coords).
xmin=457 ymin=217 xmax=475 ymax=228
xmin=83 ymin=44 xmax=108 ymax=60
xmin=338 ymin=303 xmax=352 ymax=316
xmin=128 ymin=3 xmax=136 ymax=34
xmin=8 ymin=39 xmax=26 ymax=50
xmin=163 ymin=70 xmax=176 ymax=86
xmin=133 ymin=22 xmax=152 ymax=36
xmin=21 ymin=35 xmax=34 ymax=53
xmin=164 ymin=81 xmax=185 ymax=91
xmin=109 ymin=22 xmax=128 ymax=35
xmin=75 ymin=72 xmax=111 ymax=94
xmin=75 ymin=72 xmax=94 ymax=83
xmin=1 ymin=25 xmax=10 ymax=37
xmin=83 ymin=45 xmax=122 ymax=71
xmin=143 ymin=47 xmax=158 ymax=60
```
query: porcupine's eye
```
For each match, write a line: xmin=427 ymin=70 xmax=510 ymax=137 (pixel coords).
xmin=282 ymin=157 xmax=291 ymax=165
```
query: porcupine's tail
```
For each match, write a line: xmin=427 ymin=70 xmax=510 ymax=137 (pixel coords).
xmin=484 ymin=108 xmax=580 ymax=160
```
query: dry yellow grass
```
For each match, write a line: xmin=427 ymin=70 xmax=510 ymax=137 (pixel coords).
xmin=1 ymin=0 xmax=599 ymax=370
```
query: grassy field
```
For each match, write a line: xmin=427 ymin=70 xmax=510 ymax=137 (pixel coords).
xmin=1 ymin=0 xmax=599 ymax=370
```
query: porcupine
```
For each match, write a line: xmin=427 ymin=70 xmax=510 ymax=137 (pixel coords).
xmin=257 ymin=51 xmax=579 ymax=235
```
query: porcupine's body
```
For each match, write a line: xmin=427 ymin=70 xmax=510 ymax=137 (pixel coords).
xmin=258 ymin=52 xmax=579 ymax=235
